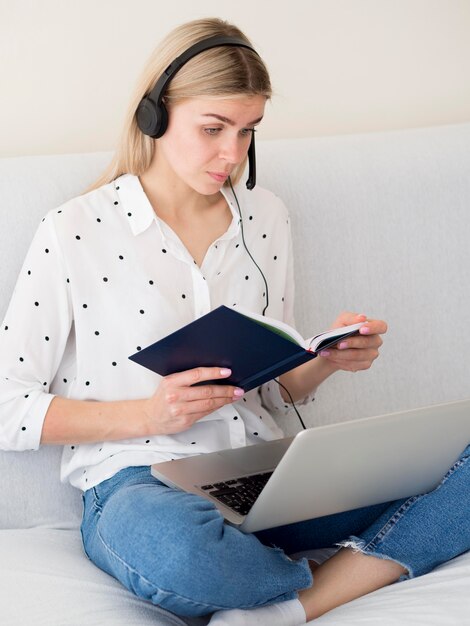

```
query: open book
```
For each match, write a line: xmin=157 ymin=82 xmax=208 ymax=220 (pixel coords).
xmin=129 ymin=305 xmax=364 ymax=392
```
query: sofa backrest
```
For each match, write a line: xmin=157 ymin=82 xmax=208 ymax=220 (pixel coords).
xmin=1 ymin=124 xmax=470 ymax=529
xmin=257 ymin=124 xmax=470 ymax=429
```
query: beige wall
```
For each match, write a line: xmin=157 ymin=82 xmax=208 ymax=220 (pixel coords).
xmin=2 ymin=0 xmax=470 ymax=157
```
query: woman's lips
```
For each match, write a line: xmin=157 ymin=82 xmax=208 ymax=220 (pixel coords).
xmin=208 ymin=171 xmax=229 ymax=182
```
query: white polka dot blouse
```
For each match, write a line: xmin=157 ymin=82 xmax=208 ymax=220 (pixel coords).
xmin=0 ymin=174 xmax=312 ymax=491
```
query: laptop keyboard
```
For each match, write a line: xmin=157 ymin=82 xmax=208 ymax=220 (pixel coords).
xmin=199 ymin=471 xmax=273 ymax=516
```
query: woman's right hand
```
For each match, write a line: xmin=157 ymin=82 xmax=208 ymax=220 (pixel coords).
xmin=143 ymin=367 xmax=245 ymax=435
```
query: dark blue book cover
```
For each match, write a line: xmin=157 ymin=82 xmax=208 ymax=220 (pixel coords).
xmin=129 ymin=306 xmax=362 ymax=392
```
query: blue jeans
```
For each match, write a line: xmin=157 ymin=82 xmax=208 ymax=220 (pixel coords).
xmin=80 ymin=443 xmax=470 ymax=618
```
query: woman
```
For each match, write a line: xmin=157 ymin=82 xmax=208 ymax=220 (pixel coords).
xmin=1 ymin=17 xmax=468 ymax=626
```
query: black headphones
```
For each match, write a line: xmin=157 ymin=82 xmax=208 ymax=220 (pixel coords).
xmin=136 ymin=35 xmax=258 ymax=190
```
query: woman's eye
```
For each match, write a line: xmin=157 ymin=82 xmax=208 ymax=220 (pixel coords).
xmin=203 ymin=127 xmax=256 ymax=137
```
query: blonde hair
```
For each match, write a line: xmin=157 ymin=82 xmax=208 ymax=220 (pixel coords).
xmin=86 ymin=18 xmax=271 ymax=192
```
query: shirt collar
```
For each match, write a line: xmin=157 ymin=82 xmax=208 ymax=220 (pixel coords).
xmin=114 ymin=173 xmax=241 ymax=239
xmin=220 ymin=185 xmax=242 ymax=240
xmin=114 ymin=174 xmax=156 ymax=236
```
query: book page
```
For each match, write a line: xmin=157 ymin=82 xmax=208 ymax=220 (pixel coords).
xmin=231 ymin=306 xmax=364 ymax=353
xmin=307 ymin=322 xmax=365 ymax=352
xmin=233 ymin=305 xmax=307 ymax=347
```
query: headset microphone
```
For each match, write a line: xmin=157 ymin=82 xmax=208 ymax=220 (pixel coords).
xmin=136 ymin=35 xmax=259 ymax=190
xmin=246 ymin=133 xmax=256 ymax=191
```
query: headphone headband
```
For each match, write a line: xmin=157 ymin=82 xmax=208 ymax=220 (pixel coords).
xmin=136 ymin=34 xmax=259 ymax=189
xmin=148 ymin=35 xmax=257 ymax=108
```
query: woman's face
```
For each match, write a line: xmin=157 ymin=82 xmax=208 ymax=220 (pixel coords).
xmin=155 ymin=95 xmax=266 ymax=195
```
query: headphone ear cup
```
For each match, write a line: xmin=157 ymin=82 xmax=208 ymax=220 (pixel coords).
xmin=136 ymin=97 xmax=168 ymax=138
xmin=155 ymin=102 xmax=168 ymax=138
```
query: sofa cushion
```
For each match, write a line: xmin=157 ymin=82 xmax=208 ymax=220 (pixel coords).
xmin=1 ymin=528 xmax=469 ymax=625
xmin=0 ymin=528 xmax=207 ymax=626
xmin=0 ymin=447 xmax=82 ymax=529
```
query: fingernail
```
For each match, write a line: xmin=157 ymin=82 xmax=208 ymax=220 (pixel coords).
xmin=220 ymin=368 xmax=231 ymax=376
xmin=338 ymin=342 xmax=348 ymax=350
xmin=320 ymin=350 xmax=331 ymax=357
xmin=233 ymin=388 xmax=244 ymax=397
xmin=360 ymin=326 xmax=370 ymax=334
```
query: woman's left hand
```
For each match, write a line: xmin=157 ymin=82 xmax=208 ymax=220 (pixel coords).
xmin=319 ymin=312 xmax=388 ymax=373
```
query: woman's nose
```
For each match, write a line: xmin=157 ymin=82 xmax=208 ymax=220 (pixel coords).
xmin=218 ymin=136 xmax=246 ymax=164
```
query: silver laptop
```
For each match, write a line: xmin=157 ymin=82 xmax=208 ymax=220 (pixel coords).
xmin=151 ymin=399 xmax=470 ymax=533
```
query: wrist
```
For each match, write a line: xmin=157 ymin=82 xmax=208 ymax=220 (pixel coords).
xmin=279 ymin=355 xmax=339 ymax=404
xmin=93 ymin=397 xmax=154 ymax=441
xmin=139 ymin=397 xmax=155 ymax=437
xmin=317 ymin=355 xmax=341 ymax=377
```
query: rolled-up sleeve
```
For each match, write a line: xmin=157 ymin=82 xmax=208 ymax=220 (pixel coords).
xmin=0 ymin=214 xmax=72 ymax=451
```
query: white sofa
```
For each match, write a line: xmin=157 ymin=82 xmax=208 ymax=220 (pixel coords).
xmin=1 ymin=124 xmax=470 ymax=625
